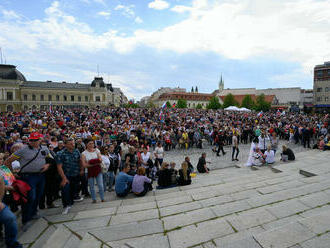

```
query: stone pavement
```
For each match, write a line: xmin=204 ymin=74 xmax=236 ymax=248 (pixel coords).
xmin=11 ymin=144 xmax=330 ymax=248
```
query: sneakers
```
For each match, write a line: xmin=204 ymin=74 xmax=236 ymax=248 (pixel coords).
xmin=62 ymin=206 xmax=72 ymax=215
xmin=73 ymin=196 xmax=84 ymax=202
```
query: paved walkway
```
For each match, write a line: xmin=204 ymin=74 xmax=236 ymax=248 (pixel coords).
xmin=13 ymin=144 xmax=330 ymax=248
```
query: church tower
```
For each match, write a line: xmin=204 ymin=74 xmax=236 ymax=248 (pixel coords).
xmin=219 ymin=75 xmax=224 ymax=92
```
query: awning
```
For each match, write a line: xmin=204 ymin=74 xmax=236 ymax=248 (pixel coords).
xmin=304 ymin=104 xmax=314 ymax=107
xmin=314 ymin=105 xmax=330 ymax=108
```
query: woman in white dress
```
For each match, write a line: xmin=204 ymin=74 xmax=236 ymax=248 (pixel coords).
xmin=264 ymin=145 xmax=275 ymax=164
xmin=245 ymin=137 xmax=258 ymax=166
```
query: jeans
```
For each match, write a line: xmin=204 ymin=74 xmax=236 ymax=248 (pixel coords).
xmin=20 ymin=173 xmax=45 ymax=224
xmin=88 ymin=173 xmax=104 ymax=201
xmin=61 ymin=175 xmax=80 ymax=208
xmin=0 ymin=205 xmax=21 ymax=248
xmin=116 ymin=182 xmax=132 ymax=197
xmin=103 ymin=171 xmax=115 ymax=191
xmin=232 ymin=147 xmax=239 ymax=159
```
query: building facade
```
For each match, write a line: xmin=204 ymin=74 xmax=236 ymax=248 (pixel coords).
xmin=0 ymin=64 xmax=127 ymax=112
xmin=156 ymin=92 xmax=213 ymax=109
xmin=215 ymin=77 xmax=312 ymax=110
xmin=314 ymin=62 xmax=330 ymax=112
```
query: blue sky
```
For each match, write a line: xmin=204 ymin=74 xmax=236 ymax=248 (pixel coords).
xmin=1 ymin=0 xmax=330 ymax=99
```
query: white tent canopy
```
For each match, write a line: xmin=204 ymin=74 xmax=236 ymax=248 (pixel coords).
xmin=224 ymin=106 xmax=240 ymax=111
xmin=224 ymin=106 xmax=251 ymax=112
xmin=239 ymin=107 xmax=251 ymax=112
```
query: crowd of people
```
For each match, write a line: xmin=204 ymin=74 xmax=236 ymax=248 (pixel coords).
xmin=0 ymin=107 xmax=329 ymax=248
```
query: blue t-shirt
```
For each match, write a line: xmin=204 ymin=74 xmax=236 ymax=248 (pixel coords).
xmin=115 ymin=172 xmax=133 ymax=194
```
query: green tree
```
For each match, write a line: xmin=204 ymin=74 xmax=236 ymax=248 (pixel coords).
xmin=206 ymin=96 xmax=222 ymax=110
xmin=166 ymin=101 xmax=172 ymax=108
xmin=145 ymin=101 xmax=155 ymax=108
xmin=196 ymin=103 xmax=203 ymax=109
xmin=255 ymin=94 xmax=271 ymax=111
xmin=223 ymin=93 xmax=239 ymax=108
xmin=241 ymin=95 xmax=255 ymax=110
xmin=177 ymin=98 xmax=187 ymax=108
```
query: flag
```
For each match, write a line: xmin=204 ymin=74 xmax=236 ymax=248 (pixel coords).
xmin=257 ymin=111 xmax=263 ymax=118
xmin=161 ymin=102 xmax=167 ymax=109
xmin=49 ymin=102 xmax=52 ymax=113
xmin=172 ymin=103 xmax=176 ymax=108
xmin=159 ymin=109 xmax=164 ymax=122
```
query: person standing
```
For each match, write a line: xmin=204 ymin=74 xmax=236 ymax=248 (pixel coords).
xmin=232 ymin=132 xmax=239 ymax=161
xmin=81 ymin=139 xmax=105 ymax=203
xmin=154 ymin=142 xmax=164 ymax=168
xmin=56 ymin=138 xmax=83 ymax=215
xmin=4 ymin=132 xmax=50 ymax=230
xmin=258 ymin=131 xmax=270 ymax=154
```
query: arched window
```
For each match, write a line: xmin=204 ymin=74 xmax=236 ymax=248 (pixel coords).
xmin=6 ymin=105 xmax=13 ymax=112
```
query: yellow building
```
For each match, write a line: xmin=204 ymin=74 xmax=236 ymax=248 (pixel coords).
xmin=0 ymin=64 xmax=127 ymax=112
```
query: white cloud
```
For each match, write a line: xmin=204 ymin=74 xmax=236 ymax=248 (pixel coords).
xmin=171 ymin=5 xmax=192 ymax=13
xmin=148 ymin=0 xmax=170 ymax=10
xmin=2 ymin=10 xmax=21 ymax=19
xmin=114 ymin=4 xmax=135 ymax=18
xmin=134 ymin=16 xmax=143 ymax=24
xmin=1 ymin=0 xmax=330 ymax=75
xmin=97 ymin=11 xmax=111 ymax=19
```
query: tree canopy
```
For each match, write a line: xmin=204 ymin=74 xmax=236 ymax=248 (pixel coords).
xmin=206 ymin=96 xmax=222 ymax=109
xmin=255 ymin=94 xmax=271 ymax=111
xmin=166 ymin=101 xmax=172 ymax=108
xmin=241 ymin=95 xmax=255 ymax=110
xmin=222 ymin=93 xmax=239 ymax=108
xmin=196 ymin=103 xmax=203 ymax=109
xmin=177 ymin=98 xmax=187 ymax=108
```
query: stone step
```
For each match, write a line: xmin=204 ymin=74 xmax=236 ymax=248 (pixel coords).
xmin=41 ymin=225 xmax=73 ymax=248
xmin=78 ymin=233 xmax=102 ymax=248
xmin=18 ymin=218 xmax=49 ymax=245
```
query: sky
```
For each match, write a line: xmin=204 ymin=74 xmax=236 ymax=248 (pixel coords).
xmin=0 ymin=0 xmax=330 ymax=100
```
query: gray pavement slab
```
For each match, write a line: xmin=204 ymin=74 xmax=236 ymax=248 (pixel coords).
xmin=79 ymin=233 xmax=102 ymax=248
xmin=89 ymin=219 xmax=163 ymax=242
xmin=167 ymin=218 xmax=234 ymax=248
xmin=299 ymin=210 xmax=330 ymax=234
xmin=107 ymin=234 xmax=169 ymax=248
xmin=211 ymin=200 xmax=252 ymax=217
xmin=42 ymin=225 xmax=73 ymax=248
xmin=110 ymin=209 xmax=159 ymax=225
xmin=300 ymin=232 xmax=330 ymax=248
xmin=266 ymin=199 xmax=310 ymax=218
xmin=65 ymin=216 xmax=110 ymax=231
xmin=162 ymin=207 xmax=216 ymax=230
xmin=254 ymin=222 xmax=315 ymax=248
xmin=74 ymin=206 xmax=117 ymax=220
xmin=159 ymin=201 xmax=202 ymax=217
xmin=18 ymin=218 xmax=48 ymax=245
xmin=117 ymin=201 xmax=157 ymax=214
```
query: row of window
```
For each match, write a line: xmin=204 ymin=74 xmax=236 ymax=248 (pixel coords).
xmin=316 ymin=87 xmax=330 ymax=92
xmin=316 ymin=70 xmax=330 ymax=77
xmin=22 ymin=94 xmax=92 ymax=102
xmin=316 ymin=97 xmax=330 ymax=102
xmin=5 ymin=92 xmax=103 ymax=102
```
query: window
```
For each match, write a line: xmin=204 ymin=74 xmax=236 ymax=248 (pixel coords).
xmin=40 ymin=95 xmax=44 ymax=101
xmin=328 ymin=70 xmax=330 ymax=76
xmin=6 ymin=92 xmax=13 ymax=100
xmin=64 ymin=95 xmax=67 ymax=101
xmin=85 ymin=96 xmax=88 ymax=102
xmin=317 ymin=88 xmax=322 ymax=92
xmin=326 ymin=97 xmax=329 ymax=102
xmin=23 ymin=94 xmax=28 ymax=101
xmin=48 ymin=95 xmax=52 ymax=101
xmin=78 ymin=96 xmax=81 ymax=102
xmin=32 ymin=94 xmax=36 ymax=101
xmin=95 ymin=96 xmax=101 ymax=102
xmin=71 ymin=95 xmax=74 ymax=101
xmin=326 ymin=87 xmax=329 ymax=92
xmin=316 ymin=71 xmax=323 ymax=77
xmin=317 ymin=97 xmax=322 ymax=102
xmin=56 ymin=95 xmax=60 ymax=101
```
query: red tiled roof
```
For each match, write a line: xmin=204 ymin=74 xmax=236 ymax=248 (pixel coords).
xmin=159 ymin=92 xmax=214 ymax=101
xmin=219 ymin=94 xmax=275 ymax=105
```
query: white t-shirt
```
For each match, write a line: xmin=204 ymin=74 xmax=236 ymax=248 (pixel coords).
xmin=82 ymin=149 xmax=100 ymax=162
xmin=101 ymin=155 xmax=110 ymax=170
xmin=154 ymin=147 xmax=164 ymax=159
xmin=141 ymin=152 xmax=151 ymax=167
xmin=264 ymin=150 xmax=275 ymax=164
